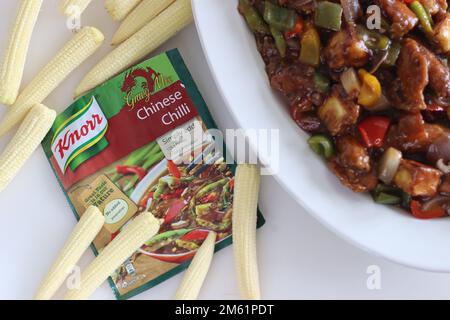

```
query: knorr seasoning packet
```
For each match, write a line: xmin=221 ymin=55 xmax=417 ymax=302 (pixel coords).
xmin=42 ymin=49 xmax=264 ymax=300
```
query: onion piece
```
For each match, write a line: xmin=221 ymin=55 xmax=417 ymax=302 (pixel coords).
xmin=340 ymin=68 xmax=361 ymax=98
xmin=427 ymin=133 xmax=450 ymax=164
xmin=369 ymin=50 xmax=389 ymax=74
xmin=370 ymin=93 xmax=391 ymax=111
xmin=378 ymin=147 xmax=402 ymax=184
xmin=422 ymin=196 xmax=450 ymax=215
xmin=434 ymin=96 xmax=450 ymax=107
xmin=340 ymin=0 xmax=360 ymax=23
xmin=436 ymin=159 xmax=450 ymax=174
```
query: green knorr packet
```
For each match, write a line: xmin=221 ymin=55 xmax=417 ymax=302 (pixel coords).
xmin=42 ymin=49 xmax=264 ymax=300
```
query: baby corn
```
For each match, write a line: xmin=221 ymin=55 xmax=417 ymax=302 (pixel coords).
xmin=34 ymin=206 xmax=105 ymax=300
xmin=60 ymin=0 xmax=93 ymax=17
xmin=0 ymin=0 xmax=43 ymax=106
xmin=75 ymin=0 xmax=192 ymax=96
xmin=233 ymin=165 xmax=261 ymax=300
xmin=0 ymin=26 xmax=104 ymax=138
xmin=112 ymin=0 xmax=175 ymax=45
xmin=0 ymin=104 xmax=55 ymax=192
xmin=105 ymin=0 xmax=142 ymax=21
xmin=64 ymin=212 xmax=160 ymax=300
xmin=174 ymin=232 xmax=217 ymax=300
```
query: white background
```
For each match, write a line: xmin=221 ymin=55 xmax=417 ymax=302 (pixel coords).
xmin=1 ymin=0 xmax=450 ymax=300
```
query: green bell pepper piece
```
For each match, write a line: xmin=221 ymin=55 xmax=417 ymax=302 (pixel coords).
xmin=263 ymin=1 xmax=296 ymax=31
xmin=196 ymin=178 xmax=229 ymax=198
xmin=410 ymin=1 xmax=434 ymax=35
xmin=144 ymin=229 xmax=192 ymax=247
xmin=356 ymin=25 xmax=390 ymax=51
xmin=308 ymin=135 xmax=335 ymax=159
xmin=373 ymin=192 xmax=402 ymax=205
xmin=385 ymin=42 xmax=401 ymax=66
xmin=372 ymin=184 xmax=411 ymax=207
xmin=238 ymin=0 xmax=270 ymax=34
xmin=270 ymin=25 xmax=286 ymax=57
xmin=299 ymin=27 xmax=321 ymax=67
xmin=315 ymin=1 xmax=343 ymax=31
xmin=314 ymin=72 xmax=330 ymax=94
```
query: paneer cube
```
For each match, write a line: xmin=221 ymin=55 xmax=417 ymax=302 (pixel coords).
xmin=336 ymin=136 xmax=371 ymax=172
xmin=434 ymin=13 xmax=450 ymax=52
xmin=318 ymin=88 xmax=360 ymax=136
xmin=324 ymin=29 xmax=370 ymax=70
xmin=438 ymin=174 xmax=450 ymax=196
xmin=393 ymin=159 xmax=443 ymax=197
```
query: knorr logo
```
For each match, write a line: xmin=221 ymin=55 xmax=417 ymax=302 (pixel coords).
xmin=51 ymin=97 xmax=108 ymax=173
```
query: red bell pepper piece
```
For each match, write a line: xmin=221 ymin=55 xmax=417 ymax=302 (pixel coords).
xmin=167 ymin=160 xmax=181 ymax=179
xmin=426 ymin=102 xmax=445 ymax=112
xmin=163 ymin=199 xmax=186 ymax=224
xmin=200 ymin=192 xmax=219 ymax=204
xmin=284 ymin=18 xmax=303 ymax=39
xmin=180 ymin=229 xmax=210 ymax=242
xmin=110 ymin=230 xmax=120 ymax=241
xmin=228 ymin=178 xmax=234 ymax=190
xmin=160 ymin=188 xmax=185 ymax=201
xmin=410 ymin=200 xmax=446 ymax=219
xmin=116 ymin=165 xmax=146 ymax=181
xmin=290 ymin=104 xmax=303 ymax=123
xmin=139 ymin=192 xmax=154 ymax=207
xmin=358 ymin=116 xmax=391 ymax=148
xmin=175 ymin=188 xmax=184 ymax=197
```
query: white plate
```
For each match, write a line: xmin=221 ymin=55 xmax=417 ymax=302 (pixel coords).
xmin=192 ymin=0 xmax=450 ymax=272
xmin=130 ymin=158 xmax=168 ymax=208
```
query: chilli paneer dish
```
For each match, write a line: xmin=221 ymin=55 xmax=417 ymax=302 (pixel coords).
xmin=137 ymin=158 xmax=234 ymax=260
xmin=239 ymin=0 xmax=450 ymax=218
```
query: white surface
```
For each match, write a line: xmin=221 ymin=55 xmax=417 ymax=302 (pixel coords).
xmin=193 ymin=0 xmax=450 ymax=272
xmin=1 ymin=0 xmax=450 ymax=300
